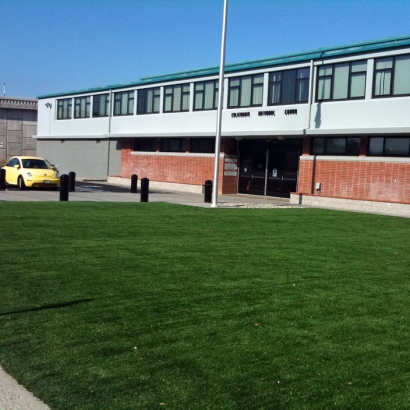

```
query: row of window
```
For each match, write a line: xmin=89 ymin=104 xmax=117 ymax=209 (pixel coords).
xmin=312 ymin=137 xmax=410 ymax=156
xmin=56 ymin=52 xmax=410 ymax=119
xmin=131 ymin=136 xmax=410 ymax=157
xmin=133 ymin=138 xmax=217 ymax=154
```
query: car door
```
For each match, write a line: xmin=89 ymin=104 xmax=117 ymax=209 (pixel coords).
xmin=4 ymin=158 xmax=19 ymax=185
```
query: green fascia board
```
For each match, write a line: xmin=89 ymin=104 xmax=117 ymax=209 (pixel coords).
xmin=38 ymin=34 xmax=410 ymax=99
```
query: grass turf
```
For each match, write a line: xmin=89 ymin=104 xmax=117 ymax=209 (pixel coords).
xmin=0 ymin=202 xmax=409 ymax=409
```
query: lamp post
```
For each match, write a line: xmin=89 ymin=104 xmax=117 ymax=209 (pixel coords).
xmin=211 ymin=0 xmax=228 ymax=207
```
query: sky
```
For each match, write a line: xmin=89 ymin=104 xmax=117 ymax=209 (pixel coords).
xmin=2 ymin=0 xmax=410 ymax=98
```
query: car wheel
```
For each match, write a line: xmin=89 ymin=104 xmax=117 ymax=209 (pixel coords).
xmin=18 ymin=176 xmax=26 ymax=190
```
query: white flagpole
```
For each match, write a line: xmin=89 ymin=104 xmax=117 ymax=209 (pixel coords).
xmin=211 ymin=0 xmax=228 ymax=207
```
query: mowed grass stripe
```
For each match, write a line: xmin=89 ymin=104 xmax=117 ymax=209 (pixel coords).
xmin=0 ymin=202 xmax=409 ymax=409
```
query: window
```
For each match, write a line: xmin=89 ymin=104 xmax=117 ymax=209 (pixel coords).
xmin=164 ymin=84 xmax=190 ymax=112
xmin=57 ymin=98 xmax=72 ymax=120
xmin=268 ymin=68 xmax=310 ymax=105
xmin=194 ymin=80 xmax=219 ymax=110
xmin=369 ymin=137 xmax=410 ymax=156
xmin=74 ymin=96 xmax=91 ymax=118
xmin=190 ymin=138 xmax=215 ymax=153
xmin=114 ymin=91 xmax=134 ymax=116
xmin=137 ymin=87 xmax=160 ymax=114
xmin=312 ymin=137 xmax=360 ymax=155
xmin=133 ymin=138 xmax=157 ymax=152
xmin=374 ymin=54 xmax=410 ymax=97
xmin=317 ymin=61 xmax=367 ymax=101
xmin=228 ymin=74 xmax=263 ymax=108
xmin=161 ymin=138 xmax=186 ymax=152
xmin=93 ymin=94 xmax=110 ymax=117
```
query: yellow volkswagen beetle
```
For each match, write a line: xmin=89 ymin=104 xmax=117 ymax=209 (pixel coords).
xmin=3 ymin=156 xmax=60 ymax=189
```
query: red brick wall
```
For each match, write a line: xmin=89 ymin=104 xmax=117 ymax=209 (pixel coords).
xmin=298 ymin=158 xmax=410 ymax=204
xmin=121 ymin=139 xmax=234 ymax=194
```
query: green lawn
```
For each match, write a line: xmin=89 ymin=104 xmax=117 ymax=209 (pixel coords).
xmin=1 ymin=202 xmax=409 ymax=410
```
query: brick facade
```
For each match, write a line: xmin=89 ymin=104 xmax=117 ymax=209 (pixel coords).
xmin=297 ymin=137 xmax=410 ymax=204
xmin=121 ymin=138 xmax=238 ymax=194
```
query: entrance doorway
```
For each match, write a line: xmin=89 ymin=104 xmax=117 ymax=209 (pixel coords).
xmin=238 ymin=139 xmax=302 ymax=198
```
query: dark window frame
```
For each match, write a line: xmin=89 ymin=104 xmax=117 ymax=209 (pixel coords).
xmin=190 ymin=138 xmax=216 ymax=153
xmin=74 ymin=96 xmax=91 ymax=119
xmin=316 ymin=60 xmax=367 ymax=102
xmin=161 ymin=138 xmax=186 ymax=152
xmin=368 ymin=137 xmax=410 ymax=157
xmin=133 ymin=138 xmax=157 ymax=152
xmin=113 ymin=90 xmax=135 ymax=116
xmin=268 ymin=67 xmax=310 ymax=105
xmin=228 ymin=74 xmax=264 ymax=108
xmin=373 ymin=54 xmax=410 ymax=98
xmin=92 ymin=93 xmax=110 ymax=117
xmin=193 ymin=80 xmax=219 ymax=111
xmin=163 ymin=84 xmax=190 ymax=113
xmin=137 ymin=87 xmax=161 ymax=115
xmin=57 ymin=98 xmax=73 ymax=120
xmin=312 ymin=137 xmax=361 ymax=155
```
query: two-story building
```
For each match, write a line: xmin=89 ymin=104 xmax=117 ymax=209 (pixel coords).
xmin=36 ymin=35 xmax=410 ymax=206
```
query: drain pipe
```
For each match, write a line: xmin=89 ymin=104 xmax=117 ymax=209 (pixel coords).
xmin=307 ymin=59 xmax=314 ymax=131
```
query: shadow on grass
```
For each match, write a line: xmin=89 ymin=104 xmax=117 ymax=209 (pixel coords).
xmin=0 ymin=298 xmax=93 ymax=316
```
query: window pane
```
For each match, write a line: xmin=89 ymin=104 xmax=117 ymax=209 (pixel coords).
xmin=297 ymin=67 xmax=310 ymax=79
xmin=385 ymin=138 xmax=410 ymax=155
xmin=325 ymin=138 xmax=346 ymax=154
xmin=146 ymin=90 xmax=153 ymax=113
xmin=253 ymin=74 xmax=264 ymax=84
xmin=282 ymin=70 xmax=296 ymax=104
xmin=240 ymin=76 xmax=252 ymax=106
xmin=312 ymin=138 xmax=324 ymax=154
xmin=182 ymin=93 xmax=189 ymax=111
xmin=173 ymin=86 xmax=181 ymax=111
xmin=296 ymin=78 xmax=309 ymax=102
xmin=319 ymin=66 xmax=332 ymax=76
xmin=230 ymin=78 xmax=240 ymax=87
xmin=194 ymin=91 xmax=203 ymax=109
xmin=164 ymin=95 xmax=172 ymax=112
xmin=270 ymin=72 xmax=282 ymax=82
xmin=333 ymin=63 xmax=349 ymax=99
xmin=393 ymin=55 xmax=410 ymax=95
xmin=350 ymin=73 xmax=366 ymax=98
xmin=351 ymin=61 xmax=367 ymax=72
xmin=269 ymin=83 xmax=281 ymax=104
xmin=374 ymin=71 xmax=391 ymax=96
xmin=375 ymin=57 xmax=393 ymax=70
xmin=252 ymin=84 xmax=263 ymax=105
xmin=229 ymin=87 xmax=239 ymax=107
xmin=346 ymin=138 xmax=360 ymax=155
xmin=368 ymin=138 xmax=384 ymax=155
xmin=318 ymin=78 xmax=331 ymax=99
xmin=204 ymin=82 xmax=214 ymax=109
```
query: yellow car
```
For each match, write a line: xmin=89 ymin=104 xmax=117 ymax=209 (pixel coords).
xmin=2 ymin=156 xmax=60 ymax=189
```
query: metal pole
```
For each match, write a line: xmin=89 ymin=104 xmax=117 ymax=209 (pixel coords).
xmin=211 ymin=0 xmax=228 ymax=207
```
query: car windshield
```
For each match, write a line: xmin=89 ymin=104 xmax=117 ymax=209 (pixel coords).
xmin=22 ymin=159 xmax=50 ymax=169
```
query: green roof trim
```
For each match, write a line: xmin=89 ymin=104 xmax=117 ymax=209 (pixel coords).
xmin=38 ymin=34 xmax=410 ymax=99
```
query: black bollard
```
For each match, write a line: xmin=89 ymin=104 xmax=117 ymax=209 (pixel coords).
xmin=140 ymin=178 xmax=149 ymax=202
xmin=60 ymin=174 xmax=69 ymax=201
xmin=0 ymin=168 xmax=6 ymax=191
xmin=68 ymin=171 xmax=76 ymax=192
xmin=131 ymin=174 xmax=138 ymax=193
xmin=204 ymin=180 xmax=213 ymax=203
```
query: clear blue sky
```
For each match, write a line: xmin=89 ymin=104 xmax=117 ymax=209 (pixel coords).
xmin=2 ymin=0 xmax=410 ymax=98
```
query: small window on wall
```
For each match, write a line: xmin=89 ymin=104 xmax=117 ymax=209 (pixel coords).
xmin=190 ymin=138 xmax=215 ymax=153
xmin=74 ymin=96 xmax=91 ymax=118
xmin=368 ymin=137 xmax=410 ymax=156
xmin=194 ymin=80 xmax=219 ymax=110
xmin=228 ymin=74 xmax=263 ymax=108
xmin=374 ymin=54 xmax=410 ymax=97
xmin=114 ymin=91 xmax=134 ymax=116
xmin=133 ymin=138 xmax=157 ymax=152
xmin=312 ymin=137 xmax=360 ymax=155
xmin=317 ymin=61 xmax=367 ymax=101
xmin=268 ymin=67 xmax=310 ymax=105
xmin=137 ymin=87 xmax=160 ymax=114
xmin=57 ymin=98 xmax=72 ymax=120
xmin=161 ymin=138 xmax=186 ymax=152
xmin=164 ymin=84 xmax=190 ymax=112
xmin=93 ymin=94 xmax=110 ymax=117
